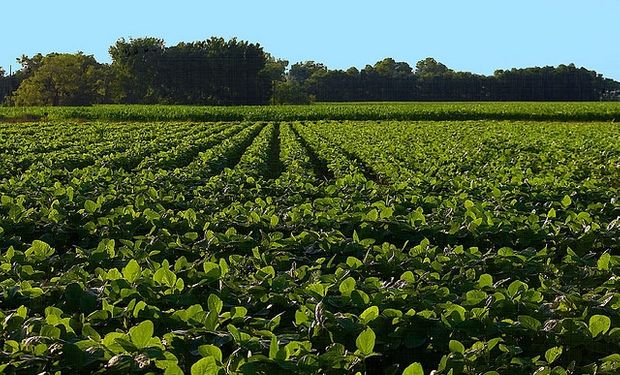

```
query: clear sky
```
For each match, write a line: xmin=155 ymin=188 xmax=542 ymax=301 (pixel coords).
xmin=2 ymin=0 xmax=619 ymax=80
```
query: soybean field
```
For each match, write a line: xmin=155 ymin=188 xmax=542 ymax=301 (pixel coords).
xmin=0 ymin=112 xmax=619 ymax=374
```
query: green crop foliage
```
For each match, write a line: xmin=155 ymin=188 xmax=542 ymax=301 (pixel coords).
xmin=0 ymin=112 xmax=618 ymax=374
xmin=2 ymin=102 xmax=620 ymax=122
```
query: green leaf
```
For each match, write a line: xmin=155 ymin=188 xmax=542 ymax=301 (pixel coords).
xmin=191 ymin=356 xmax=219 ymax=375
xmin=597 ymin=252 xmax=611 ymax=271
xmin=295 ymin=309 xmax=309 ymax=325
xmin=148 ymin=187 xmax=159 ymax=199
xmin=339 ymin=277 xmax=356 ymax=297
xmin=464 ymin=290 xmax=487 ymax=305
xmin=355 ymin=328 xmax=376 ymax=356
xmin=380 ymin=207 xmax=394 ymax=219
xmin=545 ymin=346 xmax=563 ymax=364
xmin=306 ymin=283 xmax=328 ymax=297
xmin=198 ymin=345 xmax=222 ymax=362
xmin=84 ymin=200 xmax=98 ymax=213
xmin=250 ymin=211 xmax=260 ymax=223
xmin=203 ymin=262 xmax=221 ymax=280
xmin=154 ymin=351 xmax=180 ymax=370
xmin=122 ymin=260 xmax=141 ymax=283
xmin=442 ymin=304 xmax=466 ymax=324
xmin=449 ymin=340 xmax=465 ymax=354
xmin=353 ymin=230 xmax=360 ymax=243
xmin=218 ymin=258 xmax=229 ymax=276
xmin=507 ymin=280 xmax=528 ymax=297
xmin=561 ymin=195 xmax=572 ymax=208
xmin=518 ymin=315 xmax=542 ymax=331
xmin=26 ymin=240 xmax=55 ymax=259
xmin=16 ymin=305 xmax=28 ymax=318
xmin=177 ymin=278 xmax=187 ymax=292
xmin=143 ymin=208 xmax=161 ymax=221
xmin=153 ymin=267 xmax=176 ymax=288
xmin=204 ymin=311 xmax=219 ymax=331
xmin=400 ymin=271 xmax=415 ymax=283
xmin=164 ymin=364 xmax=185 ymax=375
xmin=498 ymin=247 xmax=514 ymax=257
xmin=492 ymin=187 xmax=502 ymax=198
xmin=129 ymin=320 xmax=154 ymax=349
xmin=97 ymin=239 xmax=115 ymax=258
xmin=269 ymin=335 xmax=279 ymax=359
xmin=231 ymin=306 xmax=247 ymax=318
xmin=365 ymin=209 xmax=379 ymax=221
xmin=600 ymin=353 xmax=620 ymax=362
xmin=360 ymin=305 xmax=379 ymax=324
xmin=346 ymin=256 xmax=363 ymax=269
xmin=402 ymin=362 xmax=424 ymax=375
xmin=477 ymin=273 xmax=493 ymax=288
xmin=102 ymin=332 xmax=128 ymax=354
xmin=41 ymin=324 xmax=61 ymax=339
xmin=207 ymin=294 xmax=223 ymax=314
xmin=82 ymin=323 xmax=101 ymax=341
xmin=589 ymin=314 xmax=611 ymax=337
xmin=259 ymin=266 xmax=276 ymax=279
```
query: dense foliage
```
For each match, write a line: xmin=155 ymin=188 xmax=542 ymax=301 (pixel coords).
xmin=2 ymin=102 xmax=620 ymax=123
xmin=10 ymin=53 xmax=113 ymax=106
xmin=3 ymin=37 xmax=276 ymax=106
xmin=2 ymin=38 xmax=619 ymax=105
xmin=0 ymin=69 xmax=19 ymax=105
xmin=288 ymin=59 xmax=620 ymax=102
xmin=0 ymin=116 xmax=618 ymax=374
xmin=109 ymin=37 xmax=274 ymax=105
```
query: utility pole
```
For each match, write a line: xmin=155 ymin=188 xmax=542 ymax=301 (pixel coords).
xmin=8 ymin=65 xmax=13 ymax=93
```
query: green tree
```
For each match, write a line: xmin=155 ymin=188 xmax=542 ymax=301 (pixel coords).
xmin=262 ymin=55 xmax=288 ymax=83
xmin=109 ymin=37 xmax=166 ymax=103
xmin=0 ymin=67 xmax=8 ymax=104
xmin=288 ymin=61 xmax=327 ymax=84
xmin=374 ymin=58 xmax=413 ymax=78
xmin=415 ymin=57 xmax=452 ymax=76
xmin=109 ymin=37 xmax=272 ymax=105
xmin=11 ymin=53 xmax=108 ymax=106
xmin=17 ymin=53 xmax=46 ymax=79
xmin=271 ymin=81 xmax=310 ymax=104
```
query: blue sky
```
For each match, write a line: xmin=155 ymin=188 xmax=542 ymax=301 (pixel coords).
xmin=2 ymin=0 xmax=619 ymax=79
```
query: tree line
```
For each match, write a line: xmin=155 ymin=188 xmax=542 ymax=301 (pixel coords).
xmin=277 ymin=58 xmax=620 ymax=103
xmin=1 ymin=37 xmax=619 ymax=106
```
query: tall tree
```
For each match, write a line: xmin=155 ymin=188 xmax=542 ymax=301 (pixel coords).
xmin=262 ymin=55 xmax=289 ymax=83
xmin=5 ymin=38 xmax=620 ymax=105
xmin=109 ymin=37 xmax=166 ymax=103
xmin=374 ymin=58 xmax=413 ymax=78
xmin=288 ymin=61 xmax=328 ymax=84
xmin=109 ymin=37 xmax=272 ymax=105
xmin=16 ymin=54 xmax=46 ymax=79
xmin=0 ymin=67 xmax=7 ymax=103
xmin=415 ymin=58 xmax=452 ymax=76
xmin=11 ymin=53 xmax=109 ymax=106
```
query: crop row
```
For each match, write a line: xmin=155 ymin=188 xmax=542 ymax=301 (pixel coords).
xmin=0 ymin=120 xmax=618 ymax=374
xmin=2 ymin=102 xmax=620 ymax=123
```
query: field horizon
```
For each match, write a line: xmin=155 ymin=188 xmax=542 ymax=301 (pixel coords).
xmin=2 ymin=102 xmax=620 ymax=123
